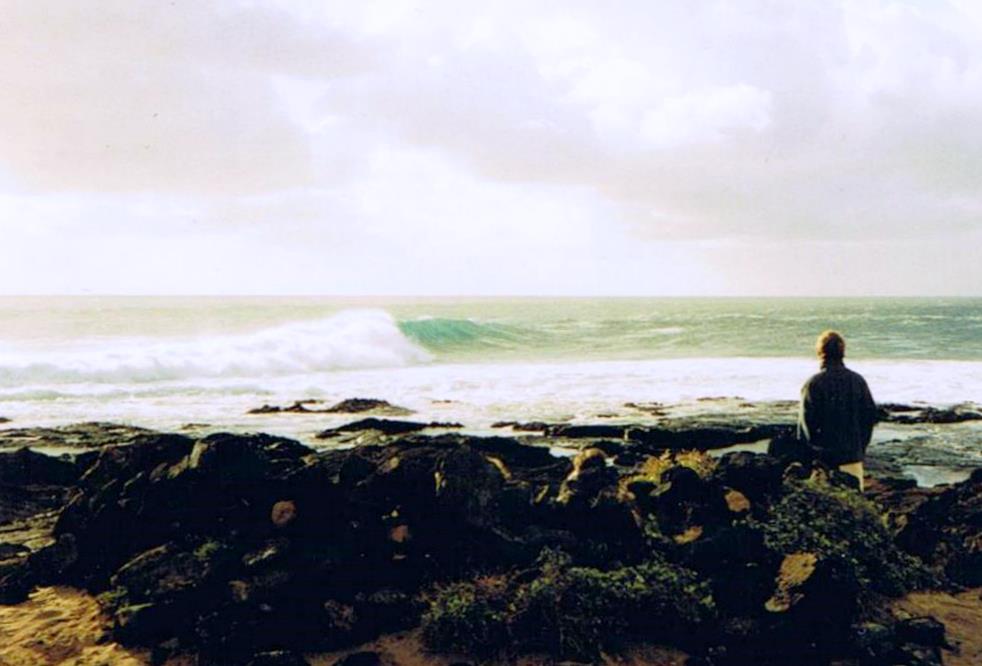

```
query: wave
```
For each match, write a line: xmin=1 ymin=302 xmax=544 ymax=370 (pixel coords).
xmin=398 ymin=317 xmax=527 ymax=349
xmin=0 ymin=309 xmax=430 ymax=386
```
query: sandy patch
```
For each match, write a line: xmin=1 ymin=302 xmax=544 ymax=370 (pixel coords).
xmin=0 ymin=586 xmax=147 ymax=666
xmin=892 ymin=588 xmax=982 ymax=666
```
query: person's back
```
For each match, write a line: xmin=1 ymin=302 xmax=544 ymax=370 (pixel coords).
xmin=797 ymin=331 xmax=877 ymax=490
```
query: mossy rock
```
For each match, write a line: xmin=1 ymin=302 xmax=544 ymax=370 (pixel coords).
xmin=420 ymin=579 xmax=509 ymax=656
xmin=758 ymin=477 xmax=935 ymax=597
xmin=421 ymin=549 xmax=715 ymax=660
xmin=510 ymin=552 xmax=715 ymax=659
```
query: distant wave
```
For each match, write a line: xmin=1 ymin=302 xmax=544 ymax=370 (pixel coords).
xmin=398 ymin=317 xmax=526 ymax=349
xmin=0 ymin=309 xmax=430 ymax=386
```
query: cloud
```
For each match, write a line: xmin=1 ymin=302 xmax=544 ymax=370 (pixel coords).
xmin=0 ymin=0 xmax=373 ymax=193
xmin=0 ymin=0 xmax=981 ymax=295
xmin=640 ymin=84 xmax=773 ymax=148
xmin=299 ymin=0 xmax=982 ymax=244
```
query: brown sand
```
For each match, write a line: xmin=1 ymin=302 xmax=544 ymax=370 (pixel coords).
xmin=892 ymin=588 xmax=982 ymax=666
xmin=0 ymin=586 xmax=147 ymax=666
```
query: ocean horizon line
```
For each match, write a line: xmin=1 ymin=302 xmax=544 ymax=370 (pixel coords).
xmin=2 ymin=293 xmax=982 ymax=300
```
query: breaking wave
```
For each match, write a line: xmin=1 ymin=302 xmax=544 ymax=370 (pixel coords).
xmin=0 ymin=309 xmax=430 ymax=386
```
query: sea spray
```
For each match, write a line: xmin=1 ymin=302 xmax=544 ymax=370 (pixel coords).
xmin=0 ymin=309 xmax=430 ymax=386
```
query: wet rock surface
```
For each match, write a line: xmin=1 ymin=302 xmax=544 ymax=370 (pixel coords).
xmin=879 ymin=402 xmax=982 ymax=425
xmin=316 ymin=418 xmax=463 ymax=439
xmin=248 ymin=398 xmax=414 ymax=416
xmin=881 ymin=468 xmax=982 ymax=587
xmin=0 ymin=422 xmax=156 ymax=450
xmin=0 ymin=447 xmax=82 ymax=526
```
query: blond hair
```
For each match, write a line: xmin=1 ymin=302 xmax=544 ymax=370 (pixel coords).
xmin=816 ymin=330 xmax=845 ymax=364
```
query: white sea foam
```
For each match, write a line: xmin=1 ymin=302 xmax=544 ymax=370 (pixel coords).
xmin=0 ymin=309 xmax=430 ymax=387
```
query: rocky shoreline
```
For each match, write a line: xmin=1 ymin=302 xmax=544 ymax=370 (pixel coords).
xmin=0 ymin=404 xmax=980 ymax=665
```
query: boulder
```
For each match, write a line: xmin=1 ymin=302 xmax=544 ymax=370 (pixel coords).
xmin=325 ymin=398 xmax=412 ymax=415
xmin=711 ymin=452 xmax=785 ymax=504
xmin=879 ymin=403 xmax=982 ymax=425
xmin=113 ymin=601 xmax=184 ymax=646
xmin=110 ymin=541 xmax=228 ymax=603
xmin=434 ymin=445 xmax=506 ymax=528
xmin=317 ymin=418 xmax=461 ymax=438
xmin=247 ymin=398 xmax=413 ymax=417
xmin=0 ymin=447 xmax=79 ymax=486
xmin=894 ymin=469 xmax=982 ymax=586
xmin=0 ymin=422 xmax=156 ymax=451
xmin=0 ymin=482 xmax=72 ymax=524
xmin=895 ymin=616 xmax=946 ymax=648
xmin=0 ymin=558 xmax=34 ymax=604
xmin=851 ymin=621 xmax=896 ymax=663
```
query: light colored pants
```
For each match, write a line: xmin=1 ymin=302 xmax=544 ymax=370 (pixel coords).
xmin=839 ymin=462 xmax=864 ymax=491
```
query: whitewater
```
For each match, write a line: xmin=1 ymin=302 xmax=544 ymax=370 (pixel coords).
xmin=1 ymin=296 xmax=981 ymax=444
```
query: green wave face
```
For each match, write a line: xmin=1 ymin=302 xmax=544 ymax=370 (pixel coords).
xmin=397 ymin=317 xmax=527 ymax=351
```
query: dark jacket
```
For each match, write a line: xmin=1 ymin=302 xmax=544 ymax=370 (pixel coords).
xmin=797 ymin=361 xmax=877 ymax=465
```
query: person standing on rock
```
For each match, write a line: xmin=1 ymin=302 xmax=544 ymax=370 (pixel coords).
xmin=797 ymin=330 xmax=877 ymax=491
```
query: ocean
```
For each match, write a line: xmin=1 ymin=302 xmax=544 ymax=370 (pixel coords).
xmin=1 ymin=296 xmax=981 ymax=446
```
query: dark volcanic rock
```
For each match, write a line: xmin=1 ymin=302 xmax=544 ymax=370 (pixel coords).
xmin=316 ymin=418 xmax=462 ymax=439
xmin=0 ymin=448 xmax=81 ymax=525
xmin=53 ymin=432 xmax=313 ymax=587
xmin=0 ymin=533 xmax=77 ymax=604
xmin=539 ymin=420 xmax=789 ymax=452
xmin=248 ymin=401 xmax=320 ymax=414
xmin=248 ymin=398 xmax=414 ymax=416
xmin=879 ymin=402 xmax=982 ymax=424
xmin=628 ymin=423 xmax=789 ymax=451
xmin=325 ymin=398 xmax=413 ymax=415
xmin=0 ymin=559 xmax=34 ymax=604
xmin=896 ymin=616 xmax=947 ymax=647
xmin=851 ymin=621 xmax=897 ymax=663
xmin=548 ymin=423 xmax=627 ymax=439
xmin=16 ymin=431 xmax=572 ymax=655
xmin=0 ymin=511 xmax=57 ymax=557
xmin=0 ymin=422 xmax=157 ymax=451
xmin=0 ymin=543 xmax=29 ymax=560
xmin=0 ymin=483 xmax=72 ymax=526
xmin=3 ymin=423 xmax=973 ymax=665
xmin=0 ymin=447 xmax=79 ymax=486
xmin=490 ymin=421 xmax=551 ymax=432
xmin=893 ymin=468 xmax=982 ymax=586
xmin=711 ymin=452 xmax=786 ymax=503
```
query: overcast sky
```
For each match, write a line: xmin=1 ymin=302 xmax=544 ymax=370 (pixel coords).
xmin=2 ymin=0 xmax=981 ymax=296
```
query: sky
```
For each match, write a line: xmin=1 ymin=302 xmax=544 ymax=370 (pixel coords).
xmin=1 ymin=0 xmax=981 ymax=296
